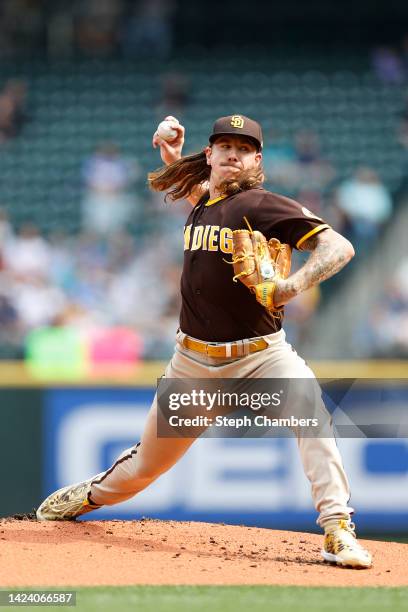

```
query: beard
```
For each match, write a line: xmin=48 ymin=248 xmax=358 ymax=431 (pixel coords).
xmin=217 ymin=165 xmax=265 ymax=196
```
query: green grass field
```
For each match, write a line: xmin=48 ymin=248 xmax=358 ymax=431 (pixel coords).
xmin=77 ymin=586 xmax=408 ymax=612
xmin=5 ymin=586 xmax=407 ymax=612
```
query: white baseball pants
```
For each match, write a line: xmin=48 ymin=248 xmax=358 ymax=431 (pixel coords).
xmin=90 ymin=329 xmax=353 ymax=527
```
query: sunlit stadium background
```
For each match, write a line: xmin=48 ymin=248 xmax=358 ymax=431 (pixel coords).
xmin=0 ymin=0 xmax=407 ymax=535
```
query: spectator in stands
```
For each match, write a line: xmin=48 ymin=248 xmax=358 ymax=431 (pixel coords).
xmin=361 ymin=259 xmax=408 ymax=358
xmin=0 ymin=78 xmax=28 ymax=143
xmin=0 ymin=207 xmax=13 ymax=270
xmin=0 ymin=92 xmax=17 ymax=143
xmin=3 ymin=222 xmax=51 ymax=280
xmin=0 ymin=272 xmax=22 ymax=354
xmin=81 ymin=142 xmax=140 ymax=236
xmin=75 ymin=0 xmax=123 ymax=57
xmin=335 ymin=166 xmax=393 ymax=253
xmin=10 ymin=275 xmax=67 ymax=330
xmin=372 ymin=46 xmax=405 ymax=84
xmin=121 ymin=0 xmax=175 ymax=59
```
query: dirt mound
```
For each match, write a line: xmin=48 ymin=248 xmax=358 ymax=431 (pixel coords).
xmin=0 ymin=518 xmax=406 ymax=587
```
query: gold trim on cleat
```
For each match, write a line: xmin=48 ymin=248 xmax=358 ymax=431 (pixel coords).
xmin=321 ymin=519 xmax=372 ymax=569
xmin=36 ymin=478 xmax=103 ymax=521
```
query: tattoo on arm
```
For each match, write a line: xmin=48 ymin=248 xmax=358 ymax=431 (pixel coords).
xmin=274 ymin=229 xmax=354 ymax=306
xmin=298 ymin=234 xmax=319 ymax=251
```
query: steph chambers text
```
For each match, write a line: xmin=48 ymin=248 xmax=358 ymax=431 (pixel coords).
xmin=168 ymin=415 xmax=319 ymax=428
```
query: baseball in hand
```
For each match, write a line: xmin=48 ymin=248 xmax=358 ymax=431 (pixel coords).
xmin=156 ymin=119 xmax=179 ymax=141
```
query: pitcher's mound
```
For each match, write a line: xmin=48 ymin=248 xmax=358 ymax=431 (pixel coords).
xmin=0 ymin=517 xmax=406 ymax=587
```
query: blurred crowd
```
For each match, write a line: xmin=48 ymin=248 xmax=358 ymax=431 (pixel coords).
xmin=359 ymin=258 xmax=408 ymax=358
xmin=262 ymin=128 xmax=393 ymax=253
xmin=0 ymin=0 xmax=175 ymax=59
xmin=0 ymin=207 xmax=185 ymax=361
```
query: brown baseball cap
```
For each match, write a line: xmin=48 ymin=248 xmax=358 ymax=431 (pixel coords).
xmin=209 ymin=115 xmax=263 ymax=150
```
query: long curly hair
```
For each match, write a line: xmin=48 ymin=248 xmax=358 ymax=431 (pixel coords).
xmin=148 ymin=150 xmax=265 ymax=202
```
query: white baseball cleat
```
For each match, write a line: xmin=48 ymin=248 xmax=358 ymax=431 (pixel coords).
xmin=36 ymin=478 xmax=102 ymax=521
xmin=321 ymin=519 xmax=372 ymax=569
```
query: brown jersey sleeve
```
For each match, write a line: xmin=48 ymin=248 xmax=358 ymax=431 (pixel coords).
xmin=253 ymin=192 xmax=330 ymax=249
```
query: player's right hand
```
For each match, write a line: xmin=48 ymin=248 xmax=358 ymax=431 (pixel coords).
xmin=152 ymin=116 xmax=185 ymax=166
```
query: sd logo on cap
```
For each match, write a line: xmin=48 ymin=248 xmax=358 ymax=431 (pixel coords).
xmin=209 ymin=114 xmax=263 ymax=150
xmin=230 ymin=115 xmax=245 ymax=128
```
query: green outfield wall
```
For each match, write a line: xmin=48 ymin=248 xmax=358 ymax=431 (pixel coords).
xmin=0 ymin=389 xmax=43 ymax=516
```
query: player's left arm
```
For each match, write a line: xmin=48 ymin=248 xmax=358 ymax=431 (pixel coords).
xmin=273 ymin=228 xmax=354 ymax=307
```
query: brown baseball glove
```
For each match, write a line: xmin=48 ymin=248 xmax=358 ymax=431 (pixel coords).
xmin=228 ymin=228 xmax=292 ymax=311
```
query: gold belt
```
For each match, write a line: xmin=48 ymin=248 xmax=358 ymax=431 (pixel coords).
xmin=182 ymin=336 xmax=268 ymax=358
